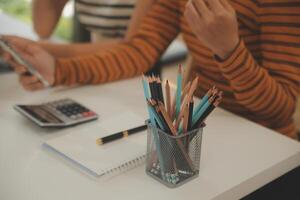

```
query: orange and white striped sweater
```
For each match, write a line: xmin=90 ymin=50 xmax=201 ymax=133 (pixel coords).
xmin=55 ymin=0 xmax=300 ymax=139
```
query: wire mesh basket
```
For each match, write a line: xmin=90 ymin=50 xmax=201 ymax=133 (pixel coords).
xmin=145 ymin=121 xmax=204 ymax=188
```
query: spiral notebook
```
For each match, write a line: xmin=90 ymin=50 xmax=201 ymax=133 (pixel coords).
xmin=44 ymin=112 xmax=147 ymax=177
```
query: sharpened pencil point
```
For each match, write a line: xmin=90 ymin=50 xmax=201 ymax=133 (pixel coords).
xmin=178 ymin=64 xmax=183 ymax=74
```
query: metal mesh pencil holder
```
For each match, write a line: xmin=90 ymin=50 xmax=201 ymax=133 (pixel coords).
xmin=145 ymin=121 xmax=204 ymax=188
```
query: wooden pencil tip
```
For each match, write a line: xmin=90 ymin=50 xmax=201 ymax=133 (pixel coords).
xmin=178 ymin=64 xmax=183 ymax=73
xmin=158 ymin=101 xmax=164 ymax=106
xmin=192 ymin=76 xmax=199 ymax=85
xmin=149 ymin=76 xmax=152 ymax=82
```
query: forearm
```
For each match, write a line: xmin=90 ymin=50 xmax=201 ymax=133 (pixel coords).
xmin=37 ymin=39 xmax=121 ymax=58
xmin=217 ymin=40 xmax=299 ymax=126
xmin=32 ymin=0 xmax=68 ymax=39
xmin=54 ymin=0 xmax=180 ymax=85
xmin=125 ymin=0 xmax=157 ymax=40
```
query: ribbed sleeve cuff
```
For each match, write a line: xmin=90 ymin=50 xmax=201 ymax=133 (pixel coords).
xmin=214 ymin=40 xmax=252 ymax=80
xmin=215 ymin=39 xmax=246 ymax=68
xmin=54 ymin=58 xmax=71 ymax=86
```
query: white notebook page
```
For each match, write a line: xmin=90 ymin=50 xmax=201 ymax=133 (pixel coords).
xmin=44 ymin=112 xmax=147 ymax=177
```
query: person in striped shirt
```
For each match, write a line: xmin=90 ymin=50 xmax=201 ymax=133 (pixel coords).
xmin=4 ymin=0 xmax=300 ymax=139
xmin=33 ymin=0 xmax=151 ymax=41
xmin=30 ymin=0 xmax=156 ymax=57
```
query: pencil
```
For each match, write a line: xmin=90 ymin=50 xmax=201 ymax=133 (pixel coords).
xmin=148 ymin=76 xmax=156 ymax=100
xmin=173 ymin=81 xmax=190 ymax=112
xmin=158 ymin=102 xmax=176 ymax=135
xmin=193 ymin=93 xmax=222 ymax=128
xmin=170 ymin=80 xmax=190 ymax=121
xmin=142 ymin=75 xmax=150 ymax=99
xmin=165 ymin=80 xmax=171 ymax=117
xmin=153 ymin=101 xmax=172 ymax=134
xmin=187 ymin=99 xmax=194 ymax=131
xmin=147 ymin=100 xmax=165 ymax=130
xmin=192 ymin=86 xmax=216 ymax=117
xmin=157 ymin=77 xmax=165 ymax=104
xmin=192 ymin=94 xmax=217 ymax=126
xmin=96 ymin=125 xmax=147 ymax=145
xmin=152 ymin=75 xmax=160 ymax=101
xmin=175 ymin=77 xmax=198 ymax=128
xmin=175 ymin=65 xmax=183 ymax=118
xmin=177 ymin=81 xmax=191 ymax=116
xmin=182 ymin=104 xmax=189 ymax=133
xmin=170 ymin=94 xmax=176 ymax=121
xmin=144 ymin=97 xmax=167 ymax=175
xmin=177 ymin=101 xmax=191 ymax=134
xmin=142 ymin=75 xmax=156 ymax=125
xmin=181 ymin=81 xmax=191 ymax=102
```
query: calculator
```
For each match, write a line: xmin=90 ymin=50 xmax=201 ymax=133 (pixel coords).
xmin=14 ymin=99 xmax=98 ymax=127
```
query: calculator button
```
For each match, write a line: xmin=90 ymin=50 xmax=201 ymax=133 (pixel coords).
xmin=65 ymin=113 xmax=73 ymax=117
xmin=82 ymin=111 xmax=95 ymax=117
xmin=82 ymin=112 xmax=91 ymax=117
xmin=88 ymin=111 xmax=96 ymax=116
xmin=76 ymin=114 xmax=82 ymax=118
xmin=71 ymin=110 xmax=78 ymax=115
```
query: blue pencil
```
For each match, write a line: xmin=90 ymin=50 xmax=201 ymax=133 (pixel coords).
xmin=142 ymin=76 xmax=156 ymax=124
xmin=143 ymin=76 xmax=168 ymax=176
xmin=192 ymin=87 xmax=214 ymax=118
xmin=192 ymin=98 xmax=212 ymax=126
xmin=175 ymin=65 xmax=183 ymax=118
xmin=147 ymin=103 xmax=165 ymax=130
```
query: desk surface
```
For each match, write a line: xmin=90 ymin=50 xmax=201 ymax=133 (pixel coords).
xmin=0 ymin=74 xmax=299 ymax=200
xmin=0 ymin=13 xmax=37 ymax=39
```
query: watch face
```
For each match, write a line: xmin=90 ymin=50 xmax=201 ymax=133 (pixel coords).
xmin=19 ymin=105 xmax=63 ymax=124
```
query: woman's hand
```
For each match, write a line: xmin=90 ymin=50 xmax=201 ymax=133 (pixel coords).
xmin=185 ymin=0 xmax=239 ymax=59
xmin=2 ymin=36 xmax=56 ymax=91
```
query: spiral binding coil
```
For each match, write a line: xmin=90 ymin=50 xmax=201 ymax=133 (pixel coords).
xmin=101 ymin=154 xmax=146 ymax=177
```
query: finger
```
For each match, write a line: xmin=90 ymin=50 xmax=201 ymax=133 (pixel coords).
xmin=219 ymin=0 xmax=234 ymax=12
xmin=2 ymin=36 xmax=39 ymax=60
xmin=24 ymin=82 xmax=44 ymax=91
xmin=25 ymin=45 xmax=41 ymax=55
xmin=20 ymin=75 xmax=39 ymax=85
xmin=4 ymin=54 xmax=26 ymax=72
xmin=185 ymin=1 xmax=204 ymax=27
xmin=2 ymin=52 xmax=12 ymax=61
xmin=6 ymin=58 xmax=27 ymax=73
xmin=3 ymin=35 xmax=32 ymax=53
xmin=207 ymin=0 xmax=224 ymax=14
xmin=14 ymin=65 xmax=27 ymax=74
xmin=192 ymin=0 xmax=212 ymax=18
xmin=9 ymin=43 xmax=28 ymax=56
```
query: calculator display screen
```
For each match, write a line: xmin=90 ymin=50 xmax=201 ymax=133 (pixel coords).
xmin=19 ymin=105 xmax=63 ymax=124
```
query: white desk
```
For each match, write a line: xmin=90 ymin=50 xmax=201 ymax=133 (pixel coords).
xmin=0 ymin=73 xmax=299 ymax=200
xmin=0 ymin=12 xmax=37 ymax=40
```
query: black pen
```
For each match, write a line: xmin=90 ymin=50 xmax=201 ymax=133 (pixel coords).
xmin=96 ymin=125 xmax=147 ymax=145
